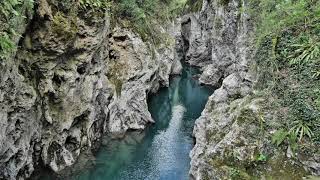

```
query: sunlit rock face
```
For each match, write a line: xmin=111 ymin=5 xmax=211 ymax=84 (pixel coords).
xmin=106 ymin=27 xmax=175 ymax=136
xmin=183 ymin=0 xmax=258 ymax=179
xmin=0 ymin=0 xmax=179 ymax=179
xmin=181 ymin=0 xmax=254 ymax=88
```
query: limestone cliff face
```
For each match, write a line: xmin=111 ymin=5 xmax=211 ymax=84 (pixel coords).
xmin=0 ymin=0 xmax=179 ymax=179
xmin=106 ymin=27 xmax=179 ymax=136
xmin=182 ymin=0 xmax=254 ymax=87
xmin=183 ymin=0 xmax=255 ymax=178
xmin=187 ymin=0 xmax=318 ymax=179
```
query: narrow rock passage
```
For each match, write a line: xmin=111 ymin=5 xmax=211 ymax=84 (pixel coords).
xmin=41 ymin=64 xmax=213 ymax=180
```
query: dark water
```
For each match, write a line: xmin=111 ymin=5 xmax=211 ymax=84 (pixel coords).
xmin=40 ymin=65 xmax=213 ymax=180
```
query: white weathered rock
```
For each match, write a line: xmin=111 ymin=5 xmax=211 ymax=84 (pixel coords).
xmin=106 ymin=27 xmax=176 ymax=136
xmin=199 ymin=64 xmax=223 ymax=87
xmin=187 ymin=0 xmax=256 ymax=179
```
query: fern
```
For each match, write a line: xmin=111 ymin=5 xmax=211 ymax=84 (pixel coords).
xmin=289 ymin=38 xmax=320 ymax=65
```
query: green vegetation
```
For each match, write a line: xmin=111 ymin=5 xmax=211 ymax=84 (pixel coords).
xmin=229 ymin=167 xmax=251 ymax=180
xmin=52 ymin=11 xmax=78 ymax=41
xmin=1 ymin=0 xmax=202 ymax=59
xmin=79 ymin=0 xmax=111 ymax=12
xmin=109 ymin=0 xmax=186 ymax=45
xmin=103 ymin=0 xmax=202 ymax=45
xmin=252 ymin=0 xmax=320 ymax=148
xmin=252 ymin=0 xmax=320 ymax=41
xmin=0 ymin=33 xmax=15 ymax=59
xmin=0 ymin=0 xmax=34 ymax=59
xmin=183 ymin=0 xmax=203 ymax=13
xmin=271 ymin=129 xmax=298 ymax=152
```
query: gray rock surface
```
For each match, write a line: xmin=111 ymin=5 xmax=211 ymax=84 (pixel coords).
xmin=182 ymin=1 xmax=256 ymax=178
xmin=181 ymin=0 xmax=254 ymax=86
xmin=106 ymin=27 xmax=176 ymax=136
xmin=0 ymin=0 xmax=177 ymax=179
xmin=187 ymin=0 xmax=319 ymax=179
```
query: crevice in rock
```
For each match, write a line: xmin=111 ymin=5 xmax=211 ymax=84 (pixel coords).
xmin=71 ymin=110 xmax=90 ymax=128
xmin=109 ymin=49 xmax=119 ymax=60
xmin=76 ymin=63 xmax=87 ymax=75
xmin=181 ymin=18 xmax=191 ymax=62
xmin=113 ymin=35 xmax=128 ymax=42
xmin=65 ymin=136 xmax=79 ymax=153
xmin=52 ymin=73 xmax=64 ymax=87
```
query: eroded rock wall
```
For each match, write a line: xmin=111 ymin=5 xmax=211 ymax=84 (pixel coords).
xmin=188 ymin=0 xmax=318 ymax=179
xmin=182 ymin=0 xmax=254 ymax=87
xmin=106 ymin=27 xmax=178 ymax=136
xmin=0 ymin=0 xmax=178 ymax=179
xmin=185 ymin=0 xmax=257 ymax=179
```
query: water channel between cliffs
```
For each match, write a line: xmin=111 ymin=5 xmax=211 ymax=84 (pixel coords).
xmin=43 ymin=64 xmax=214 ymax=180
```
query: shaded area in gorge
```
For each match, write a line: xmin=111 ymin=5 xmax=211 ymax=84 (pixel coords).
xmin=36 ymin=63 xmax=214 ymax=180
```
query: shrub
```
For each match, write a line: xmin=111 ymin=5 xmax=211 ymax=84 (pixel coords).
xmin=0 ymin=0 xmax=34 ymax=60
xmin=253 ymin=0 xmax=320 ymax=145
xmin=79 ymin=0 xmax=111 ymax=12
xmin=0 ymin=32 xmax=15 ymax=59
xmin=109 ymin=0 xmax=201 ymax=45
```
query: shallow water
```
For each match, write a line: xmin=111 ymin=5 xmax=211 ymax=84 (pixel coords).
xmin=40 ymin=65 xmax=213 ymax=180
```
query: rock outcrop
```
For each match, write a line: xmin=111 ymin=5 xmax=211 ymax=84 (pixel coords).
xmin=177 ymin=1 xmax=257 ymax=178
xmin=182 ymin=0 xmax=254 ymax=87
xmin=187 ymin=0 xmax=319 ymax=179
xmin=106 ymin=27 xmax=177 ymax=136
xmin=0 ymin=0 xmax=178 ymax=179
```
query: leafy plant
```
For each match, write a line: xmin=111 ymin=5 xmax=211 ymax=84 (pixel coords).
xmin=0 ymin=33 xmax=15 ymax=59
xmin=79 ymin=0 xmax=111 ymax=12
xmin=290 ymin=120 xmax=314 ymax=141
xmin=109 ymin=0 xmax=199 ymax=45
xmin=256 ymin=153 xmax=267 ymax=162
xmin=254 ymin=0 xmax=320 ymax=147
xmin=289 ymin=38 xmax=320 ymax=66
xmin=0 ymin=0 xmax=34 ymax=60
xmin=0 ymin=0 xmax=22 ymax=20
xmin=271 ymin=129 xmax=298 ymax=152
xmin=312 ymin=69 xmax=320 ymax=79
xmin=229 ymin=168 xmax=241 ymax=179
xmin=288 ymin=131 xmax=298 ymax=152
xmin=183 ymin=0 xmax=202 ymax=13
xmin=253 ymin=0 xmax=318 ymax=41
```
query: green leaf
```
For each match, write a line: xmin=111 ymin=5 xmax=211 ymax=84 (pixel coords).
xmin=256 ymin=153 xmax=267 ymax=162
xmin=272 ymin=129 xmax=288 ymax=146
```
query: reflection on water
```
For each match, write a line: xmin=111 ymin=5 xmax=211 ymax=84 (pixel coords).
xmin=42 ymin=65 xmax=214 ymax=180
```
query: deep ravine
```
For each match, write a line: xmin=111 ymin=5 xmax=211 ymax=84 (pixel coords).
xmin=35 ymin=64 xmax=214 ymax=180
